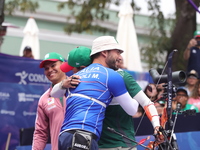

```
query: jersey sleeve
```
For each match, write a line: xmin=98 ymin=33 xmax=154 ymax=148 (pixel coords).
xmin=107 ymin=70 xmax=128 ymax=97
xmin=50 ymin=82 xmax=66 ymax=98
xmin=134 ymin=91 xmax=160 ymax=128
xmin=114 ymin=93 xmax=139 ymax=116
xmin=118 ymin=70 xmax=142 ymax=97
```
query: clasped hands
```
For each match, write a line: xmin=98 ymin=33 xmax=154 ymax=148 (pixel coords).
xmin=61 ymin=75 xmax=81 ymax=89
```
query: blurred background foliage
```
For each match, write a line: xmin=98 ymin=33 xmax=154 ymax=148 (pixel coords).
xmin=3 ymin=0 xmax=200 ymax=72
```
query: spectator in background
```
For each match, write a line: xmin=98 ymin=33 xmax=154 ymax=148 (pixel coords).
xmin=172 ymin=87 xmax=199 ymax=113
xmin=184 ymin=70 xmax=199 ymax=97
xmin=157 ymin=83 xmax=165 ymax=100
xmin=188 ymin=80 xmax=200 ymax=112
xmin=144 ymin=83 xmax=166 ymax=116
xmin=184 ymin=30 xmax=200 ymax=75
xmin=156 ymin=83 xmax=166 ymax=116
xmin=22 ymin=46 xmax=34 ymax=59
xmin=144 ymin=83 xmax=158 ymax=102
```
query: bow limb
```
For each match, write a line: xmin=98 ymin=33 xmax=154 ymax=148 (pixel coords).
xmin=166 ymin=49 xmax=177 ymax=129
xmin=142 ymin=50 xmax=178 ymax=149
xmin=158 ymin=50 xmax=177 ymax=150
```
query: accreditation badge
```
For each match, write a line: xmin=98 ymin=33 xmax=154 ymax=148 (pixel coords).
xmin=48 ymin=97 xmax=55 ymax=105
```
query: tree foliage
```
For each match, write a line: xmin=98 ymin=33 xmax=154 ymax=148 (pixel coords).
xmin=4 ymin=0 xmax=38 ymax=15
xmin=170 ymin=0 xmax=199 ymax=72
xmin=57 ymin=0 xmax=140 ymax=34
xmin=3 ymin=0 xmax=200 ymax=72
xmin=141 ymin=0 xmax=173 ymax=70
xmin=58 ymin=0 xmax=199 ymax=72
xmin=141 ymin=0 xmax=199 ymax=73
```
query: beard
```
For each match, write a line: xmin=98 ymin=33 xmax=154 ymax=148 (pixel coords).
xmin=105 ymin=54 xmax=119 ymax=71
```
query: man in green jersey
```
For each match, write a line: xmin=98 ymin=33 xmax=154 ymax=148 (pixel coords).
xmin=98 ymin=58 xmax=161 ymax=150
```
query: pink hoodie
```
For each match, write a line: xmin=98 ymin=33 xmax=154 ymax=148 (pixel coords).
xmin=32 ymin=87 xmax=66 ymax=150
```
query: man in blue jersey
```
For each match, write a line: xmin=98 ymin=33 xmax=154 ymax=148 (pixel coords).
xmin=58 ymin=36 xmax=139 ymax=150
xmin=184 ymin=30 xmax=200 ymax=75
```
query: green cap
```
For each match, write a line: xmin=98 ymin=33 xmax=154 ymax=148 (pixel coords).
xmin=60 ymin=46 xmax=91 ymax=72
xmin=39 ymin=52 xmax=65 ymax=68
xmin=194 ymin=31 xmax=200 ymax=38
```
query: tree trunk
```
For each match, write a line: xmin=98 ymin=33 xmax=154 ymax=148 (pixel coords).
xmin=168 ymin=0 xmax=199 ymax=72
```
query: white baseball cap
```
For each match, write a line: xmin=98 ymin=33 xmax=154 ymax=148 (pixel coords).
xmin=90 ymin=36 xmax=124 ymax=56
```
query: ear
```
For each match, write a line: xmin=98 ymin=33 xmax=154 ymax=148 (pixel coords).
xmin=101 ymin=50 xmax=108 ymax=57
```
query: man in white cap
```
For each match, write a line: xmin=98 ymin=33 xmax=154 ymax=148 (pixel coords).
xmin=58 ymin=36 xmax=140 ymax=150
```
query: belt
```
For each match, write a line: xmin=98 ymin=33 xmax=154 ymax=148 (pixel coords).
xmin=66 ymin=129 xmax=98 ymax=140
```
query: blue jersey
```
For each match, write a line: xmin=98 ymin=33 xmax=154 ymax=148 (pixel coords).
xmin=61 ymin=63 xmax=128 ymax=139
xmin=188 ymin=47 xmax=200 ymax=75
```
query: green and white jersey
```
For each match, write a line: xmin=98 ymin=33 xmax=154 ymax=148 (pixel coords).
xmin=98 ymin=69 xmax=142 ymax=148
